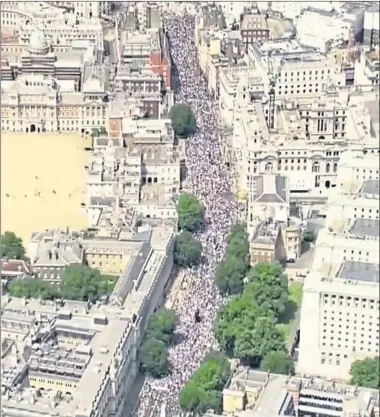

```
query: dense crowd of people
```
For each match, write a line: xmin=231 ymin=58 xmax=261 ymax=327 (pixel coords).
xmin=136 ymin=11 xmax=238 ymax=417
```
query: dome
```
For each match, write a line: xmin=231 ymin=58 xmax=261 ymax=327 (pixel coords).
xmin=28 ymin=26 xmax=49 ymax=54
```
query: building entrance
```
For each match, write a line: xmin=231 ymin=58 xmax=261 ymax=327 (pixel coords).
xmin=30 ymin=124 xmax=36 ymax=133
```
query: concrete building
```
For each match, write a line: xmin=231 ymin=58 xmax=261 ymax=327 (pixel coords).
xmin=295 ymin=8 xmax=352 ymax=53
xmin=363 ymin=3 xmax=380 ymax=47
xmin=248 ymin=174 xmax=302 ymax=265
xmin=29 ymin=231 xmax=84 ymax=283
xmin=204 ymin=366 xmax=379 ymax=417
xmin=1 ymin=223 xmax=174 ymax=417
xmin=229 ymin=86 xmax=379 ymax=196
xmin=85 ymin=119 xmax=181 ymax=224
xmin=240 ymin=7 xmax=269 ymax=50
xmin=297 ymin=150 xmax=379 ymax=381
xmin=218 ymin=42 xmax=356 ymax=127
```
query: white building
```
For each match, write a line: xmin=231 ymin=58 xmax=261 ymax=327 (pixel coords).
xmin=219 ymin=44 xmax=351 ymax=126
xmin=297 ymin=150 xmax=379 ymax=381
xmin=85 ymin=119 xmax=181 ymax=224
xmin=1 ymin=223 xmax=175 ymax=417
xmin=296 ymin=8 xmax=351 ymax=53
xmin=363 ymin=3 xmax=380 ymax=46
xmin=229 ymin=85 xmax=379 ymax=196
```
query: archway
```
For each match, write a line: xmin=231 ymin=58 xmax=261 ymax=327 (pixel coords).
xmin=30 ymin=124 xmax=36 ymax=133
xmin=312 ymin=162 xmax=320 ymax=173
xmin=265 ymin=162 xmax=273 ymax=172
xmin=26 ymin=127 xmax=29 ymax=133
xmin=325 ymin=180 xmax=331 ymax=188
xmin=326 ymin=163 xmax=330 ymax=173
xmin=147 ymin=177 xmax=152 ymax=184
xmin=142 ymin=177 xmax=146 ymax=185
xmin=153 ymin=177 xmax=158 ymax=184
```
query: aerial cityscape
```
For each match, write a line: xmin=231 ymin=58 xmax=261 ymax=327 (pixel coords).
xmin=0 ymin=1 xmax=379 ymax=417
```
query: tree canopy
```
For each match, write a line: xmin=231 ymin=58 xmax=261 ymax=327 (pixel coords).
xmin=350 ymin=357 xmax=380 ymax=389
xmin=215 ymin=262 xmax=291 ymax=366
xmin=169 ymin=103 xmax=197 ymax=137
xmin=59 ymin=265 xmax=114 ymax=302
xmin=7 ymin=265 xmax=115 ymax=301
xmin=176 ymin=193 xmax=205 ymax=233
xmin=215 ymin=224 xmax=250 ymax=295
xmin=1 ymin=231 xmax=26 ymax=260
xmin=139 ymin=338 xmax=170 ymax=378
xmin=215 ymin=295 xmax=285 ymax=365
xmin=139 ymin=308 xmax=177 ymax=379
xmin=179 ymin=352 xmax=230 ymax=414
xmin=174 ymin=231 xmax=202 ymax=267
xmin=260 ymin=351 xmax=295 ymax=375
xmin=8 ymin=278 xmax=58 ymax=300
xmin=146 ymin=308 xmax=177 ymax=345
xmin=245 ymin=263 xmax=289 ymax=317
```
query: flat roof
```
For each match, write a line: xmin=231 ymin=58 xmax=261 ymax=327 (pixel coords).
xmin=338 ymin=261 xmax=379 ymax=284
xmin=349 ymin=218 xmax=379 ymax=238
xmin=360 ymin=179 xmax=379 ymax=196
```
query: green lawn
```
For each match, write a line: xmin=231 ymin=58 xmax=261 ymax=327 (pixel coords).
xmin=277 ymin=282 xmax=303 ymax=345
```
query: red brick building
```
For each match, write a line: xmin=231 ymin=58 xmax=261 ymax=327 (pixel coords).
xmin=149 ymin=29 xmax=172 ymax=90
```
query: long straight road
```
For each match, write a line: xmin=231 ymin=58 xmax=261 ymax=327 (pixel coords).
xmin=136 ymin=10 xmax=238 ymax=417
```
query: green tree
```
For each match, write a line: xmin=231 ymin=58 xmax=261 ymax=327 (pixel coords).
xmin=215 ymin=256 xmax=247 ymax=295
xmin=215 ymin=296 xmax=261 ymax=354
xmin=1 ymin=231 xmax=26 ymax=260
xmin=139 ymin=338 xmax=169 ymax=378
xmin=260 ymin=351 xmax=295 ymax=375
xmin=59 ymin=265 xmax=110 ymax=302
xmin=350 ymin=357 xmax=380 ymax=389
xmin=169 ymin=103 xmax=197 ymax=137
xmin=8 ymin=278 xmax=58 ymax=300
xmin=91 ymin=128 xmax=100 ymax=137
xmin=177 ymin=193 xmax=205 ymax=232
xmin=225 ymin=227 xmax=250 ymax=269
xmin=246 ymin=263 xmax=289 ymax=317
xmin=146 ymin=308 xmax=176 ymax=345
xmin=179 ymin=380 xmax=206 ymax=413
xmin=174 ymin=231 xmax=202 ymax=267
xmin=179 ymin=352 xmax=230 ymax=414
xmin=234 ymin=316 xmax=285 ymax=365
xmin=303 ymin=230 xmax=315 ymax=242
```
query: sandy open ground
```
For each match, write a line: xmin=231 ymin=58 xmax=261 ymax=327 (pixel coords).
xmin=1 ymin=133 xmax=91 ymax=254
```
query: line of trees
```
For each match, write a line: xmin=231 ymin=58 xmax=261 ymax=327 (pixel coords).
xmin=214 ymin=263 xmax=294 ymax=373
xmin=174 ymin=193 xmax=205 ymax=268
xmin=139 ymin=308 xmax=177 ymax=378
xmin=176 ymin=224 xmax=297 ymax=414
xmin=8 ymin=265 xmax=117 ymax=302
xmin=179 ymin=352 xmax=230 ymax=415
xmin=214 ymin=224 xmax=250 ymax=295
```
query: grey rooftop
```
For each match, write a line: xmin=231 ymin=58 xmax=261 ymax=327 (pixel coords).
xmin=349 ymin=218 xmax=379 ymax=238
xmin=338 ymin=260 xmax=379 ymax=284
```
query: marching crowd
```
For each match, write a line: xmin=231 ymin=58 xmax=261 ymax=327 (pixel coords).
xmin=137 ymin=11 xmax=237 ymax=417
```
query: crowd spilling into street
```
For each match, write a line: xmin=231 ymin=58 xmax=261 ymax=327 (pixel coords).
xmin=136 ymin=10 xmax=238 ymax=417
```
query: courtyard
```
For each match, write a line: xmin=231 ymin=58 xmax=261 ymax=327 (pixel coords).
xmin=1 ymin=132 xmax=91 ymax=255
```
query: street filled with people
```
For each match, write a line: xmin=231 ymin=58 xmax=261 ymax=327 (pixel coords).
xmin=136 ymin=10 xmax=238 ymax=417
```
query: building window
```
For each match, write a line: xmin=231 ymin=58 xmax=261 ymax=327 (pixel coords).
xmin=312 ymin=162 xmax=320 ymax=173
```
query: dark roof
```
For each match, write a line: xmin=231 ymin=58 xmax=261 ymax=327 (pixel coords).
xmin=338 ymin=261 xmax=379 ymax=283
xmin=112 ymin=241 xmax=152 ymax=305
xmin=360 ymin=179 xmax=379 ymax=196
xmin=349 ymin=218 xmax=379 ymax=238
xmin=90 ymin=196 xmax=116 ymax=207
xmin=252 ymin=175 xmax=287 ymax=204
xmin=1 ymin=259 xmax=30 ymax=275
